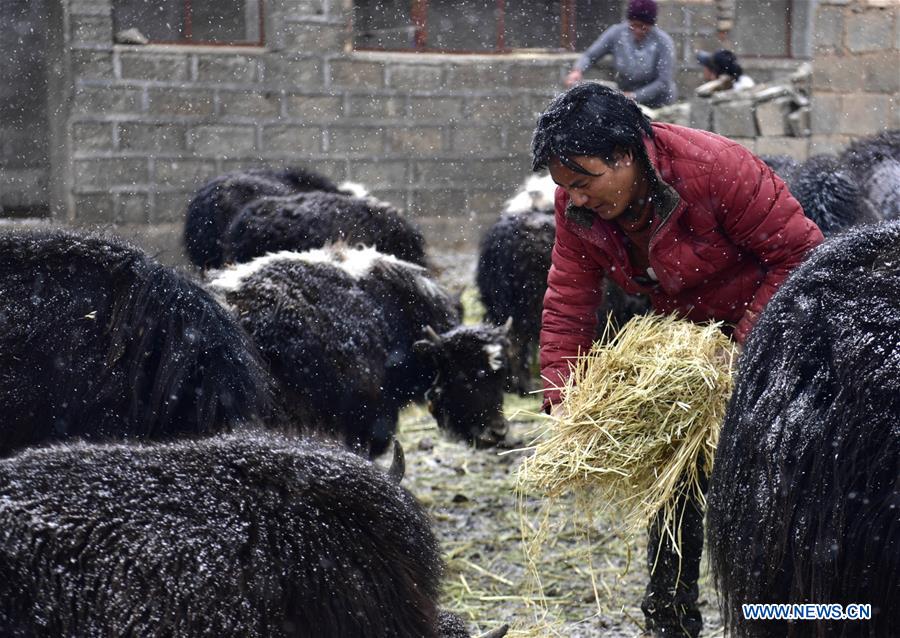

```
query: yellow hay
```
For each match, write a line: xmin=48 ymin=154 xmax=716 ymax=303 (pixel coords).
xmin=518 ymin=313 xmax=736 ymax=540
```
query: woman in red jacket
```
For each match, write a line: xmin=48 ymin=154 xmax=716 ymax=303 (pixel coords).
xmin=532 ymin=83 xmax=823 ymax=637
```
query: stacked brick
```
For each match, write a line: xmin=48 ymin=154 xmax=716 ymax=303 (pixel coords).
xmin=686 ymin=66 xmax=812 ymax=160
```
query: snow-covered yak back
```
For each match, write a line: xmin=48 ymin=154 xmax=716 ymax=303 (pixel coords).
xmin=224 ymin=190 xmax=428 ymax=268
xmin=207 ymin=245 xmax=509 ymax=456
xmin=0 ymin=229 xmax=271 ymax=457
xmin=0 ymin=432 xmax=506 ymax=638
xmin=840 ymin=128 xmax=900 ymax=221
xmin=788 ymin=154 xmax=879 ymax=236
xmin=707 ymin=221 xmax=900 ymax=636
xmin=183 ymin=166 xmax=340 ymax=269
xmin=502 ymin=172 xmax=557 ymax=215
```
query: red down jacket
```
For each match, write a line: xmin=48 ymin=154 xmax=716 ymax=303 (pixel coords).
xmin=540 ymin=122 xmax=824 ymax=408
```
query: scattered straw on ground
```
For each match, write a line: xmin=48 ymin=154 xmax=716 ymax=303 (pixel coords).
xmin=395 ymin=286 xmax=727 ymax=635
xmin=396 ymin=378 xmax=726 ymax=636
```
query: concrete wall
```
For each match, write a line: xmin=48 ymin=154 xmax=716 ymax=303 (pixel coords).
xmin=809 ymin=0 xmax=900 ymax=155
xmin=34 ymin=0 xmax=814 ymax=263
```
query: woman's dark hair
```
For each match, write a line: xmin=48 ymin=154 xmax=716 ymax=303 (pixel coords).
xmin=712 ymin=50 xmax=743 ymax=81
xmin=531 ymin=83 xmax=654 ymax=177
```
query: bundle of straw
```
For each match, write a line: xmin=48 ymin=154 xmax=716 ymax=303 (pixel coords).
xmin=518 ymin=314 xmax=736 ymax=539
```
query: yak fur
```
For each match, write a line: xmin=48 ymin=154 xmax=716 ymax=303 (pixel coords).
xmin=477 ymin=208 xmax=555 ymax=394
xmin=789 ymin=154 xmax=879 ymax=236
xmin=0 ymin=229 xmax=271 ymax=457
xmin=707 ymin=221 xmax=900 ymax=637
xmin=183 ymin=167 xmax=339 ymax=269
xmin=0 ymin=432 xmax=455 ymax=637
xmin=224 ymin=190 xmax=427 ymax=268
xmin=207 ymin=246 xmax=509 ymax=456
xmin=840 ymin=129 xmax=900 ymax=221
xmin=759 ymin=154 xmax=800 ymax=184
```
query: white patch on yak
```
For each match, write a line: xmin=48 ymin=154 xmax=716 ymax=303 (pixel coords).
xmin=207 ymin=247 xmax=389 ymax=291
xmin=337 ymin=181 xmax=370 ymax=198
xmin=206 ymin=251 xmax=304 ymax=292
xmin=207 ymin=245 xmax=446 ymax=303
xmin=484 ymin=344 xmax=504 ymax=371
xmin=503 ymin=173 xmax=557 ymax=214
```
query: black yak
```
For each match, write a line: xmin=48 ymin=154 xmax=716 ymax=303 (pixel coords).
xmin=477 ymin=207 xmax=555 ymax=395
xmin=0 ymin=229 xmax=271 ymax=457
xmin=788 ymin=154 xmax=879 ymax=236
xmin=477 ymin=174 xmax=649 ymax=394
xmin=0 ymin=432 xmax=508 ymax=638
xmin=183 ymin=166 xmax=340 ymax=269
xmin=840 ymin=128 xmax=900 ymax=221
xmin=224 ymin=190 xmax=428 ymax=268
xmin=207 ymin=245 xmax=510 ymax=456
xmin=707 ymin=221 xmax=900 ymax=637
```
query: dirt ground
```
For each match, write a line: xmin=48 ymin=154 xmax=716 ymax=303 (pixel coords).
xmin=393 ymin=400 xmax=724 ymax=638
xmin=395 ymin=253 xmax=725 ymax=637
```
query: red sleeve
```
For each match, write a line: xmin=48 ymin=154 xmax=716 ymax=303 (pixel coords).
xmin=707 ymin=143 xmax=824 ymax=344
xmin=539 ymin=189 xmax=605 ymax=411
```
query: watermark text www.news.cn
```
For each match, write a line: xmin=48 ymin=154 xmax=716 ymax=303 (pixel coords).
xmin=742 ymin=603 xmax=872 ymax=621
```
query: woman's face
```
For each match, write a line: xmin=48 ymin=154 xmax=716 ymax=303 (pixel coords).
xmin=549 ymin=153 xmax=645 ymax=226
xmin=628 ymin=19 xmax=652 ymax=43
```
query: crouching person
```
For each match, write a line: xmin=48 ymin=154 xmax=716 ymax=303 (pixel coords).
xmin=531 ymin=83 xmax=823 ymax=637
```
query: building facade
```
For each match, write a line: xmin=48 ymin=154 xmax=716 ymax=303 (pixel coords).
xmin=0 ymin=0 xmax=897 ymax=262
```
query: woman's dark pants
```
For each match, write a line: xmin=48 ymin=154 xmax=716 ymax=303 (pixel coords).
xmin=640 ymin=472 xmax=709 ymax=637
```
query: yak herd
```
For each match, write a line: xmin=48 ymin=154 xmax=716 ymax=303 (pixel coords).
xmin=0 ymin=127 xmax=897 ymax=636
xmin=0 ymin=171 xmax=511 ymax=635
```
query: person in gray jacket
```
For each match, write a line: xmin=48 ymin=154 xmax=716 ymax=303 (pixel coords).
xmin=565 ymin=0 xmax=676 ymax=108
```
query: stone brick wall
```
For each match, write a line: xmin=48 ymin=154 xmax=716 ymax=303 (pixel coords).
xmin=810 ymin=0 xmax=900 ymax=155
xmin=61 ymin=0 xmax=578 ymax=258
xmin=678 ymin=0 xmax=899 ymax=164
xmin=0 ymin=0 xmax=50 ymax=216
xmin=46 ymin=0 xmax=810 ymax=263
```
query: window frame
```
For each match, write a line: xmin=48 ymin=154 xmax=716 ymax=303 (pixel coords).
xmin=356 ymin=0 xmax=578 ymax=54
xmin=119 ymin=0 xmax=266 ymax=47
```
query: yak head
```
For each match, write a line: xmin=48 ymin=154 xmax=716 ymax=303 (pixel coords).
xmin=413 ymin=320 xmax=512 ymax=447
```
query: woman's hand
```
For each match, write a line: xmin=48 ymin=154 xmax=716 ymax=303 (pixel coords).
xmin=550 ymin=402 xmax=569 ymax=419
xmin=565 ymin=69 xmax=583 ymax=88
xmin=715 ymin=341 xmax=741 ymax=369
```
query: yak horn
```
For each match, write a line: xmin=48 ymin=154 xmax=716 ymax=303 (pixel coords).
xmin=502 ymin=316 xmax=513 ymax=334
xmin=423 ymin=325 xmax=443 ymax=344
xmin=387 ymin=440 xmax=406 ymax=483
xmin=477 ymin=625 xmax=509 ymax=638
